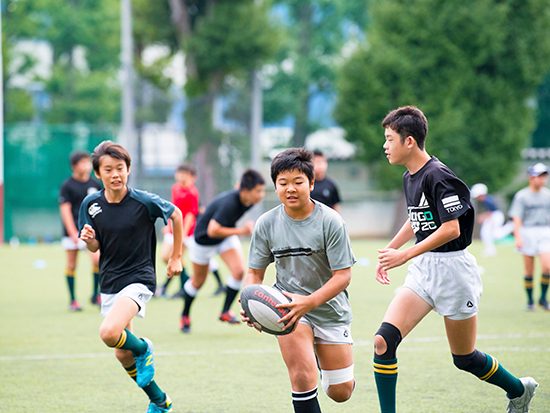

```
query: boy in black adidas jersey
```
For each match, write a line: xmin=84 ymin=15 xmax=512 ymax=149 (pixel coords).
xmin=372 ymin=106 xmax=537 ymax=413
xmin=79 ymin=141 xmax=182 ymax=413
xmin=181 ymin=169 xmax=265 ymax=333
xmin=58 ymin=151 xmax=102 ymax=311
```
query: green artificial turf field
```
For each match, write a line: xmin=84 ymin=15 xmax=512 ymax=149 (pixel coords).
xmin=1 ymin=240 xmax=549 ymax=412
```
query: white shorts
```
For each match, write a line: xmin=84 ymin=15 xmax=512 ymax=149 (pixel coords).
xmin=404 ymin=250 xmax=483 ymax=321
xmin=62 ymin=236 xmax=87 ymax=251
xmin=189 ymin=235 xmax=242 ymax=266
xmin=299 ymin=315 xmax=353 ymax=345
xmin=518 ymin=226 xmax=550 ymax=257
xmin=100 ymin=283 xmax=153 ymax=318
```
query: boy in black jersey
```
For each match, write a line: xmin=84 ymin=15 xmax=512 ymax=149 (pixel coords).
xmin=373 ymin=106 xmax=537 ymax=413
xmin=181 ymin=169 xmax=265 ymax=333
xmin=58 ymin=151 xmax=102 ymax=311
xmin=311 ymin=150 xmax=341 ymax=212
xmin=79 ymin=141 xmax=183 ymax=413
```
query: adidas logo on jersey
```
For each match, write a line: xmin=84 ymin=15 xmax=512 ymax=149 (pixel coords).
xmin=88 ymin=203 xmax=102 ymax=218
xmin=442 ymin=195 xmax=463 ymax=213
xmin=419 ymin=193 xmax=429 ymax=207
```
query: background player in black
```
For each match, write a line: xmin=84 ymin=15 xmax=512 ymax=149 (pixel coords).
xmin=79 ymin=141 xmax=182 ymax=413
xmin=373 ymin=106 xmax=537 ymax=413
xmin=181 ymin=169 xmax=265 ymax=332
xmin=310 ymin=150 xmax=341 ymax=212
xmin=58 ymin=151 xmax=102 ymax=311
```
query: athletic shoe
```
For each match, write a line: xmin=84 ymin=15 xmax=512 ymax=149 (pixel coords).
xmin=507 ymin=377 xmax=538 ymax=413
xmin=70 ymin=300 xmax=82 ymax=312
xmin=211 ymin=285 xmax=226 ymax=296
xmin=170 ymin=289 xmax=184 ymax=300
xmin=219 ymin=310 xmax=240 ymax=324
xmin=538 ymin=299 xmax=550 ymax=311
xmin=526 ymin=303 xmax=535 ymax=311
xmin=147 ymin=394 xmax=173 ymax=413
xmin=91 ymin=295 xmax=101 ymax=306
xmin=180 ymin=315 xmax=191 ymax=334
xmin=135 ymin=338 xmax=155 ymax=388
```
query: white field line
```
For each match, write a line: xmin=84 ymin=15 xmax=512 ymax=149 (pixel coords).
xmin=2 ymin=332 xmax=550 ymax=362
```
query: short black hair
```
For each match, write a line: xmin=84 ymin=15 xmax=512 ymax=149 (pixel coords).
xmin=91 ymin=140 xmax=131 ymax=174
xmin=177 ymin=162 xmax=196 ymax=176
xmin=69 ymin=151 xmax=90 ymax=167
xmin=270 ymin=148 xmax=314 ymax=184
xmin=240 ymin=169 xmax=265 ymax=190
xmin=313 ymin=149 xmax=324 ymax=158
xmin=382 ymin=106 xmax=428 ymax=150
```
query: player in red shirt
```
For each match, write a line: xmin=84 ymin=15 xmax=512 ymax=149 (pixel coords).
xmin=157 ymin=163 xmax=224 ymax=298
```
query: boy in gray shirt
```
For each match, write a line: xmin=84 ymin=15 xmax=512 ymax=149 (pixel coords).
xmin=509 ymin=162 xmax=550 ymax=311
xmin=243 ymin=148 xmax=356 ymax=413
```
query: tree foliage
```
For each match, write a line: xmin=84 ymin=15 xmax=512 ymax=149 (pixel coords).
xmin=264 ymin=0 xmax=369 ymax=147
xmin=335 ymin=0 xmax=550 ymax=190
xmin=166 ymin=0 xmax=281 ymax=201
xmin=3 ymin=0 xmax=120 ymax=124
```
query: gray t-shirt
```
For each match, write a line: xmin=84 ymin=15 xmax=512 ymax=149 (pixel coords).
xmin=509 ymin=187 xmax=550 ymax=227
xmin=248 ymin=200 xmax=356 ymax=326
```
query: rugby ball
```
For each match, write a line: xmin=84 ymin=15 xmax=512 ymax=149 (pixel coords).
xmin=240 ymin=284 xmax=296 ymax=335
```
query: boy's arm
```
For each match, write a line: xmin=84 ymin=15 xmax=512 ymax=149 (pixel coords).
xmin=207 ymin=219 xmax=254 ymax=238
xmin=378 ymin=219 xmax=460 ymax=273
xmin=512 ymin=217 xmax=523 ymax=249
xmin=80 ymin=224 xmax=100 ymax=252
xmin=243 ymin=267 xmax=266 ymax=286
xmin=167 ymin=207 xmax=183 ymax=278
xmin=60 ymin=203 xmax=79 ymax=242
xmin=181 ymin=212 xmax=195 ymax=237
xmin=375 ymin=219 xmax=415 ymax=284
xmin=277 ymin=267 xmax=351 ymax=330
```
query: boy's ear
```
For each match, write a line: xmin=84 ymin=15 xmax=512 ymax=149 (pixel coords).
xmin=94 ymin=171 xmax=101 ymax=179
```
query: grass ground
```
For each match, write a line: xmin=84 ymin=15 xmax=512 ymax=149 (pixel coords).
xmin=1 ymin=240 xmax=549 ymax=412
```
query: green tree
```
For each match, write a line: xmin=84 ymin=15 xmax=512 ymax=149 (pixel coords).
xmin=263 ymin=0 xmax=369 ymax=147
xmin=335 ymin=0 xmax=550 ymax=190
xmin=532 ymin=72 xmax=550 ymax=148
xmin=3 ymin=0 xmax=121 ymax=124
xmin=167 ymin=0 xmax=281 ymax=201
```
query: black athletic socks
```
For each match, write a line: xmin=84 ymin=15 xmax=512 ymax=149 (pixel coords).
xmin=292 ymin=387 xmax=322 ymax=413
xmin=222 ymin=286 xmax=239 ymax=313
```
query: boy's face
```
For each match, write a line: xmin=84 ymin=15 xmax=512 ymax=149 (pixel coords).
xmin=94 ymin=155 xmax=130 ymax=192
xmin=383 ymin=128 xmax=413 ymax=165
xmin=275 ymin=169 xmax=314 ymax=211
xmin=175 ymin=170 xmax=193 ymax=186
xmin=529 ymin=173 xmax=548 ymax=189
xmin=241 ymin=184 xmax=266 ymax=207
xmin=72 ymin=157 xmax=92 ymax=176
xmin=313 ymin=155 xmax=327 ymax=180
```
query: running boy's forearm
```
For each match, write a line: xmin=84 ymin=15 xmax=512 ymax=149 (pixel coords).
xmin=169 ymin=208 xmax=184 ymax=261
xmin=207 ymin=219 xmax=249 ymax=238
xmin=512 ymin=217 xmax=522 ymax=237
xmin=402 ymin=219 xmax=460 ymax=261
xmin=60 ymin=204 xmax=79 ymax=239
xmin=244 ymin=268 xmax=266 ymax=286
xmin=307 ymin=268 xmax=351 ymax=309
xmin=386 ymin=219 xmax=415 ymax=249
xmin=181 ymin=212 xmax=195 ymax=238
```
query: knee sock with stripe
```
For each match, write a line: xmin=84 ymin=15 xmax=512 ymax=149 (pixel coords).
xmin=453 ymin=350 xmax=524 ymax=399
xmin=292 ymin=387 xmax=322 ymax=413
xmin=124 ymin=363 xmax=166 ymax=404
xmin=114 ymin=329 xmax=147 ymax=356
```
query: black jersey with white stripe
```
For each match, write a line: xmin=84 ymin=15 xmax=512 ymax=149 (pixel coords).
xmin=403 ymin=156 xmax=474 ymax=252
xmin=78 ymin=188 xmax=175 ymax=294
